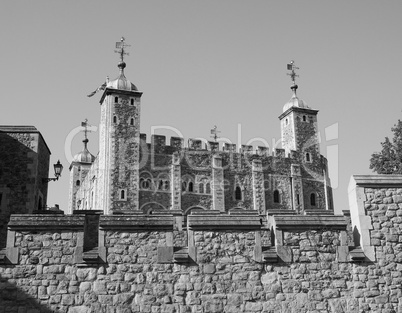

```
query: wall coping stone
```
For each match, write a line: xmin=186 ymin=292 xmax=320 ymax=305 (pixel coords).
xmin=99 ymin=215 xmax=174 ymax=230
xmin=73 ymin=210 xmax=103 ymax=215
xmin=8 ymin=214 xmax=85 ymax=230
xmin=268 ymin=214 xmax=347 ymax=231
xmin=267 ymin=209 xmax=297 ymax=216
xmin=351 ymin=174 xmax=402 ymax=187
xmin=188 ymin=214 xmax=262 ymax=230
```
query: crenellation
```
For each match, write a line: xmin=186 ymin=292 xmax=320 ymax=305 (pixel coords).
xmin=151 ymin=134 xmax=166 ymax=150
xmin=241 ymin=144 xmax=253 ymax=154
xmin=208 ymin=141 xmax=219 ymax=152
xmin=2 ymin=184 xmax=401 ymax=312
xmin=256 ymin=146 xmax=269 ymax=156
xmin=188 ymin=138 xmax=203 ymax=150
xmin=170 ymin=136 xmax=184 ymax=149
xmin=275 ymin=148 xmax=285 ymax=158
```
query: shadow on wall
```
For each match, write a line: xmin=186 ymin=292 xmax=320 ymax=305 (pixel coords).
xmin=0 ymin=277 xmax=55 ymax=313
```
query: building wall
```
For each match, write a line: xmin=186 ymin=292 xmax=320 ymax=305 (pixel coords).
xmin=0 ymin=175 xmax=401 ymax=313
xmin=0 ymin=126 xmax=50 ymax=248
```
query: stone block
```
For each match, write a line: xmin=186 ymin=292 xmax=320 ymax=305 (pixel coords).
xmin=67 ymin=306 xmax=90 ymax=313
xmin=6 ymin=247 xmax=19 ymax=264
xmin=276 ymin=246 xmax=292 ymax=263
xmin=336 ymin=246 xmax=349 ymax=263
xmin=157 ymin=246 xmax=173 ymax=263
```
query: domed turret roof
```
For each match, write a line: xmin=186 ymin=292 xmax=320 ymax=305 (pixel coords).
xmin=283 ymin=95 xmax=309 ymax=112
xmin=72 ymin=139 xmax=95 ymax=164
xmin=282 ymin=85 xmax=310 ymax=112
xmin=107 ymin=62 xmax=138 ymax=91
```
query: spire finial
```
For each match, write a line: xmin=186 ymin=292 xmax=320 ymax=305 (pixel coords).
xmin=210 ymin=125 xmax=221 ymax=142
xmin=81 ymin=119 xmax=92 ymax=148
xmin=114 ymin=37 xmax=130 ymax=71
xmin=287 ymin=60 xmax=299 ymax=97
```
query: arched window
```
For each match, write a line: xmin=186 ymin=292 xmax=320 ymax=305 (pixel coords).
xmin=182 ymin=176 xmax=194 ymax=193
xmin=310 ymin=193 xmax=316 ymax=206
xmin=306 ymin=153 xmax=311 ymax=162
xmin=206 ymin=183 xmax=211 ymax=194
xmin=188 ymin=182 xmax=194 ymax=192
xmin=130 ymin=98 xmax=134 ymax=105
xmin=297 ymin=194 xmax=300 ymax=205
xmin=114 ymin=97 xmax=118 ymax=103
xmin=120 ymin=190 xmax=125 ymax=200
xmin=140 ymin=175 xmax=153 ymax=190
xmin=113 ymin=116 xmax=117 ymax=124
xmin=130 ymin=118 xmax=134 ymax=126
xmin=273 ymin=190 xmax=280 ymax=203
xmin=235 ymin=186 xmax=242 ymax=200
xmin=303 ymin=115 xmax=307 ymax=122
xmin=76 ymin=180 xmax=80 ymax=186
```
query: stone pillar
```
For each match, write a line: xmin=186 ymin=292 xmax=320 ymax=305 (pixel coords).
xmin=291 ymin=164 xmax=304 ymax=213
xmin=171 ymin=152 xmax=181 ymax=211
xmin=212 ymin=155 xmax=225 ymax=212
xmin=252 ymin=159 xmax=266 ymax=214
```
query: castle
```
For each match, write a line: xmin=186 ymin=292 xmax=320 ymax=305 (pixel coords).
xmin=0 ymin=39 xmax=400 ymax=313
xmin=69 ymin=39 xmax=333 ymax=217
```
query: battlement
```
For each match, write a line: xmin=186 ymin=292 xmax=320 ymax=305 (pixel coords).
xmin=139 ymin=133 xmax=315 ymax=161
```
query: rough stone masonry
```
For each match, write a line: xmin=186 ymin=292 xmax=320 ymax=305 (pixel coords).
xmin=0 ymin=175 xmax=401 ymax=313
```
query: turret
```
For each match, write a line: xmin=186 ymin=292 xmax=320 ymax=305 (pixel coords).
xmin=68 ymin=121 xmax=95 ymax=214
xmin=97 ymin=37 xmax=143 ymax=214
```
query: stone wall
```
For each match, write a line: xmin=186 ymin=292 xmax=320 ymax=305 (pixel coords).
xmin=0 ymin=126 xmax=51 ymax=248
xmin=1 ymin=175 xmax=402 ymax=312
xmin=74 ymin=133 xmax=333 ymax=215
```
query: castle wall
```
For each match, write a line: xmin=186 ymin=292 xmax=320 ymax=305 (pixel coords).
xmin=0 ymin=127 xmax=50 ymax=248
xmin=0 ymin=174 xmax=401 ymax=312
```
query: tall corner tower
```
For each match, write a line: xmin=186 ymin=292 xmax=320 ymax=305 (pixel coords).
xmin=68 ymin=125 xmax=95 ymax=214
xmin=97 ymin=37 xmax=143 ymax=215
xmin=279 ymin=61 xmax=320 ymax=161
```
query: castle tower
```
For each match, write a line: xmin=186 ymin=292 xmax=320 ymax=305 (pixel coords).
xmin=279 ymin=61 xmax=333 ymax=213
xmin=97 ymin=38 xmax=143 ymax=214
xmin=279 ymin=61 xmax=319 ymax=162
xmin=68 ymin=122 xmax=95 ymax=214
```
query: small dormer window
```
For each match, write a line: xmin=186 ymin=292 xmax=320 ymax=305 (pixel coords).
xmin=131 ymin=99 xmax=134 ymax=105
xmin=114 ymin=97 xmax=119 ymax=103
xmin=303 ymin=115 xmax=307 ymax=122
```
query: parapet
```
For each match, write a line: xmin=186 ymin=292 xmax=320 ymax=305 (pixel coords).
xmin=138 ymin=134 xmax=306 ymax=161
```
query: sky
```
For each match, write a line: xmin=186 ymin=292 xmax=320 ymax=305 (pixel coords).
xmin=1 ymin=1 xmax=402 ymax=213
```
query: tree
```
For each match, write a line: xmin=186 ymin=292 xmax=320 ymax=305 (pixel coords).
xmin=370 ymin=120 xmax=402 ymax=174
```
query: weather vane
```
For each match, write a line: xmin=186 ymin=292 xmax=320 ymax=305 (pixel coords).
xmin=210 ymin=125 xmax=221 ymax=142
xmin=287 ymin=60 xmax=299 ymax=86
xmin=81 ymin=119 xmax=92 ymax=142
xmin=115 ymin=37 xmax=130 ymax=63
